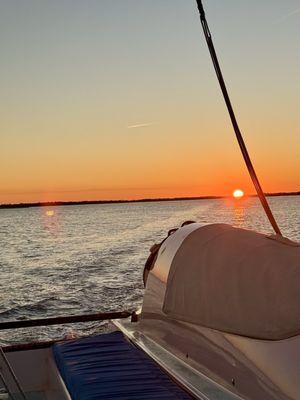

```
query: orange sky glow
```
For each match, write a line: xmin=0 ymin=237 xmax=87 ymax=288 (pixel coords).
xmin=1 ymin=1 xmax=299 ymax=205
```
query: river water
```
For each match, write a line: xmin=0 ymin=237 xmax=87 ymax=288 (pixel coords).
xmin=0 ymin=195 xmax=299 ymax=344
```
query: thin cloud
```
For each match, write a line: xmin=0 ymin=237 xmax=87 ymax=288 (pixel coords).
xmin=0 ymin=186 xmax=164 ymax=195
xmin=274 ymin=7 xmax=300 ymax=23
xmin=127 ymin=122 xmax=156 ymax=129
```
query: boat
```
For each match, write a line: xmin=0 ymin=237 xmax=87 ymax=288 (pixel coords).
xmin=1 ymin=1 xmax=299 ymax=399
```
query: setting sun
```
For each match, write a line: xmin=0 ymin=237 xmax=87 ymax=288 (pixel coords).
xmin=233 ymin=189 xmax=244 ymax=199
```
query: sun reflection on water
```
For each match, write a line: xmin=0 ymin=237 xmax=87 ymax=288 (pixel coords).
xmin=233 ymin=203 xmax=245 ymax=227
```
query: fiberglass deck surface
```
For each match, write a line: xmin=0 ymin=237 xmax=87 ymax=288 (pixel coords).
xmin=53 ymin=331 xmax=193 ymax=400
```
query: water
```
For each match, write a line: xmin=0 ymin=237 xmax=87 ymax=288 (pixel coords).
xmin=0 ymin=196 xmax=299 ymax=344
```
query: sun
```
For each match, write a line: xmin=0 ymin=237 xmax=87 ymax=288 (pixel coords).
xmin=233 ymin=189 xmax=244 ymax=199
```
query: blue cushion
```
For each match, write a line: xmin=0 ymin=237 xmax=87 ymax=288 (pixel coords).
xmin=53 ymin=331 xmax=193 ymax=400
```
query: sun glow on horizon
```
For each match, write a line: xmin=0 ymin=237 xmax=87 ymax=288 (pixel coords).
xmin=233 ymin=189 xmax=244 ymax=199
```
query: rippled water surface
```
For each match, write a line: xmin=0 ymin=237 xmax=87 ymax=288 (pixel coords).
xmin=0 ymin=196 xmax=299 ymax=344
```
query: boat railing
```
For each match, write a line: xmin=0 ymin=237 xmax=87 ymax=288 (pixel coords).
xmin=0 ymin=310 xmax=137 ymax=331
xmin=0 ymin=309 xmax=137 ymax=399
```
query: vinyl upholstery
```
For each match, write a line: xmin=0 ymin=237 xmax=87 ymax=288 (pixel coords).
xmin=53 ymin=331 xmax=193 ymax=400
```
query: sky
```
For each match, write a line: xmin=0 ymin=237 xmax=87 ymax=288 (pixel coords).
xmin=1 ymin=0 xmax=300 ymax=204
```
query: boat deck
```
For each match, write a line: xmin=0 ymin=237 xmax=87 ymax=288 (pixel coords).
xmin=53 ymin=331 xmax=194 ymax=400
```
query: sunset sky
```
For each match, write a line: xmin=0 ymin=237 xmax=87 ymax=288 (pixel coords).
xmin=1 ymin=0 xmax=299 ymax=204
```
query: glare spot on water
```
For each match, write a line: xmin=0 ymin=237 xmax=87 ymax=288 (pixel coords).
xmin=45 ymin=210 xmax=54 ymax=217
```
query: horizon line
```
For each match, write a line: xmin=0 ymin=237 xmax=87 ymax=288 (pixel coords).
xmin=0 ymin=191 xmax=299 ymax=210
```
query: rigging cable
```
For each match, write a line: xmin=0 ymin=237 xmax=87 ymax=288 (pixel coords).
xmin=195 ymin=0 xmax=282 ymax=235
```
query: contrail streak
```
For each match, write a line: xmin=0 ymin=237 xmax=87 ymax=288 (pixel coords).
xmin=127 ymin=122 xmax=156 ymax=129
xmin=275 ymin=7 xmax=300 ymax=23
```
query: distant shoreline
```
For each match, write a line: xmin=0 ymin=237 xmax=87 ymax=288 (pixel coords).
xmin=0 ymin=191 xmax=299 ymax=210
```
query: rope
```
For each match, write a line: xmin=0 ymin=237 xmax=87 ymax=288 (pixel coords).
xmin=195 ymin=0 xmax=282 ymax=235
